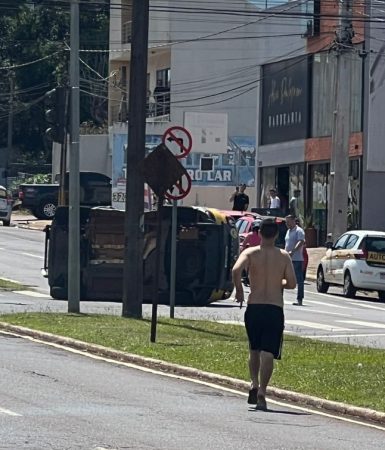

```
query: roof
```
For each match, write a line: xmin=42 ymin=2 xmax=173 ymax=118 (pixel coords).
xmin=343 ymin=230 xmax=385 ymax=238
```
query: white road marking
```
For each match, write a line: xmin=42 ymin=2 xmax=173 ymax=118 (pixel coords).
xmin=1 ymin=330 xmax=384 ymax=432
xmin=0 ymin=406 xmax=22 ymax=416
xmin=0 ymin=276 xmax=21 ymax=284
xmin=343 ymin=302 xmax=385 ymax=312
xmin=337 ymin=320 xmax=385 ymax=329
xmin=217 ymin=320 xmax=243 ymax=326
xmin=13 ymin=290 xmax=51 ymax=298
xmin=285 ymin=320 xmax=353 ymax=332
xmin=295 ymin=309 xmax=351 ymax=317
xmin=302 ymin=299 xmax=352 ymax=310
xmin=305 ymin=333 xmax=385 ymax=339
xmin=21 ymin=252 xmax=43 ymax=260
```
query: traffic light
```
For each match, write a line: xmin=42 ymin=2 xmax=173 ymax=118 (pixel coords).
xmin=45 ymin=86 xmax=68 ymax=144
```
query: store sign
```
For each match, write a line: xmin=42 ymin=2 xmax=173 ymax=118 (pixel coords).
xmin=261 ymin=56 xmax=310 ymax=145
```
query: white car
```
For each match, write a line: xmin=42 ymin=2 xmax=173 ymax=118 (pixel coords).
xmin=316 ymin=230 xmax=385 ymax=301
xmin=0 ymin=185 xmax=12 ymax=227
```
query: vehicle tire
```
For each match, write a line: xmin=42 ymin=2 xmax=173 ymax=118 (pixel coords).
xmin=50 ymin=285 xmax=67 ymax=300
xmin=35 ymin=198 xmax=57 ymax=220
xmin=316 ymin=266 xmax=329 ymax=293
xmin=2 ymin=219 xmax=10 ymax=227
xmin=378 ymin=291 xmax=385 ymax=302
xmin=343 ymin=271 xmax=356 ymax=298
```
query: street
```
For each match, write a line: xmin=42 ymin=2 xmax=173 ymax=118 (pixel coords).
xmin=1 ymin=332 xmax=384 ymax=449
xmin=1 ymin=225 xmax=385 ymax=348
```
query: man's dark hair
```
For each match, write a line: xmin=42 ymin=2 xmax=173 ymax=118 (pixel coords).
xmin=285 ymin=214 xmax=296 ymax=220
xmin=259 ymin=218 xmax=278 ymax=239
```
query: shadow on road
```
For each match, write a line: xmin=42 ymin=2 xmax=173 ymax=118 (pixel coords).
xmin=248 ymin=407 xmax=310 ymax=416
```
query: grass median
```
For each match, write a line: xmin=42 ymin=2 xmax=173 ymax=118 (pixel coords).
xmin=1 ymin=312 xmax=384 ymax=412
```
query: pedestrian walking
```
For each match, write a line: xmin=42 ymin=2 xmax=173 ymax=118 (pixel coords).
xmin=232 ymin=218 xmax=296 ymax=410
xmin=285 ymin=215 xmax=306 ymax=306
xmin=229 ymin=183 xmax=249 ymax=212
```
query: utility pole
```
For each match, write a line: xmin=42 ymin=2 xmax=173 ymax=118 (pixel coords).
xmin=122 ymin=0 xmax=150 ymax=318
xmin=328 ymin=0 xmax=355 ymax=240
xmin=68 ymin=0 xmax=80 ymax=313
xmin=6 ymin=71 xmax=15 ymax=189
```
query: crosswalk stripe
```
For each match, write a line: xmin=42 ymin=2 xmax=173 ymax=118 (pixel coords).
xmin=13 ymin=290 xmax=51 ymax=298
xmin=337 ymin=320 xmax=385 ymax=329
xmin=286 ymin=320 xmax=353 ymax=331
xmin=0 ymin=406 xmax=22 ymax=416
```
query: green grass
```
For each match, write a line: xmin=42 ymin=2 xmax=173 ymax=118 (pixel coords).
xmin=0 ymin=278 xmax=27 ymax=290
xmin=1 ymin=312 xmax=385 ymax=412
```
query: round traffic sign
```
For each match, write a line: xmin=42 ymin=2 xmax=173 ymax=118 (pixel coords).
xmin=165 ymin=173 xmax=192 ymax=200
xmin=162 ymin=126 xmax=192 ymax=159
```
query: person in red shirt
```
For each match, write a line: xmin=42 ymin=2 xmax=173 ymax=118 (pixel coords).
xmin=241 ymin=220 xmax=262 ymax=285
xmin=242 ymin=219 xmax=262 ymax=251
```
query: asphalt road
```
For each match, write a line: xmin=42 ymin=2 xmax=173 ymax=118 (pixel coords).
xmin=1 ymin=332 xmax=384 ymax=449
xmin=1 ymin=226 xmax=385 ymax=348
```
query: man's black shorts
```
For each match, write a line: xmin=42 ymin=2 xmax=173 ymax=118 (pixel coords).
xmin=244 ymin=304 xmax=284 ymax=359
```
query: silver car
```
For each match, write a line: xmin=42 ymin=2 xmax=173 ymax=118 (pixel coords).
xmin=0 ymin=185 xmax=12 ymax=226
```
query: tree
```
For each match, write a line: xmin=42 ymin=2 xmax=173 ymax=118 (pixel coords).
xmin=0 ymin=1 xmax=109 ymax=164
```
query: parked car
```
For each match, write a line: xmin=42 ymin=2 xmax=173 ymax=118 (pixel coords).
xmin=0 ymin=185 xmax=12 ymax=226
xmin=316 ymin=230 xmax=385 ymax=301
xmin=19 ymin=172 xmax=111 ymax=220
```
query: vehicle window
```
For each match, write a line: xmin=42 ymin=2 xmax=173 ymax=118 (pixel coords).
xmin=237 ymin=220 xmax=249 ymax=234
xmin=0 ymin=189 xmax=6 ymax=199
xmin=334 ymin=234 xmax=350 ymax=249
xmin=363 ymin=237 xmax=385 ymax=252
xmin=345 ymin=234 xmax=359 ymax=249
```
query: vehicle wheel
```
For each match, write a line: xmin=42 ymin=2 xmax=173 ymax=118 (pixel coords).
xmin=378 ymin=291 xmax=385 ymax=302
xmin=343 ymin=271 xmax=356 ymax=298
xmin=316 ymin=267 xmax=329 ymax=293
xmin=35 ymin=198 xmax=57 ymax=220
xmin=2 ymin=219 xmax=10 ymax=227
xmin=50 ymin=286 xmax=67 ymax=300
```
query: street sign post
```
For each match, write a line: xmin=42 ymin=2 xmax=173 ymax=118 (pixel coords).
xmin=161 ymin=127 xmax=193 ymax=319
xmin=141 ymin=141 xmax=191 ymax=342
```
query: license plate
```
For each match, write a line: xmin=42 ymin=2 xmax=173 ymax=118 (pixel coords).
xmin=367 ymin=251 xmax=385 ymax=264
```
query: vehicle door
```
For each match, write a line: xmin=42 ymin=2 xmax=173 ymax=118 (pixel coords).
xmin=333 ymin=234 xmax=359 ymax=284
xmin=329 ymin=234 xmax=350 ymax=282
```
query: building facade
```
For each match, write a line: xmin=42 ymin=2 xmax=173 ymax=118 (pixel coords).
xmin=109 ymin=0 xmax=385 ymax=242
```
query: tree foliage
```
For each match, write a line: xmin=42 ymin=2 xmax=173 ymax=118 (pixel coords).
xmin=0 ymin=1 xmax=109 ymax=163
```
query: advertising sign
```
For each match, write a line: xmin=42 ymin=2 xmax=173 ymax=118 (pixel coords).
xmin=261 ymin=56 xmax=310 ymax=145
xmin=112 ymin=133 xmax=256 ymax=204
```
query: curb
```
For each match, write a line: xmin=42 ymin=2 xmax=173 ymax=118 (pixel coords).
xmin=1 ymin=322 xmax=385 ymax=426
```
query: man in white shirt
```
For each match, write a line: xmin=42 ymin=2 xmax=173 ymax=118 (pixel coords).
xmin=268 ymin=189 xmax=281 ymax=209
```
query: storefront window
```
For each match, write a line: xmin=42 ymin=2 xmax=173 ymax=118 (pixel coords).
xmin=309 ymin=164 xmax=329 ymax=245
xmin=260 ymin=167 xmax=276 ymax=207
xmin=348 ymin=159 xmax=361 ymax=230
xmin=289 ymin=164 xmax=305 ymax=223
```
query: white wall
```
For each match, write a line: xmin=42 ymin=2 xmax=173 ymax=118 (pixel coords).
xmin=52 ymin=135 xmax=110 ymax=179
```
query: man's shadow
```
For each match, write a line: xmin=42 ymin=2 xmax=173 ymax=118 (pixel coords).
xmin=248 ymin=407 xmax=310 ymax=416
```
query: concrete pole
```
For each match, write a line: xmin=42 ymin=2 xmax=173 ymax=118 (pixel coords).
xmin=122 ymin=0 xmax=150 ymax=318
xmin=6 ymin=72 xmax=14 ymax=189
xmin=328 ymin=0 xmax=354 ymax=241
xmin=68 ymin=0 xmax=80 ymax=313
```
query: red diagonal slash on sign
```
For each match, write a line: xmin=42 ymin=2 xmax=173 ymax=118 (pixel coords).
xmin=162 ymin=126 xmax=193 ymax=159
xmin=165 ymin=173 xmax=192 ymax=200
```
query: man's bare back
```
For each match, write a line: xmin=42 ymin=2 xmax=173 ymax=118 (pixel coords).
xmin=242 ymin=246 xmax=296 ymax=307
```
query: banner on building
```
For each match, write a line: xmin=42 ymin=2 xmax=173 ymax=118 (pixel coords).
xmin=261 ymin=55 xmax=310 ymax=145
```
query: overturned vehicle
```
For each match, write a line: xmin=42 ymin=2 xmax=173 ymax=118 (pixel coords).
xmin=43 ymin=206 xmax=239 ymax=306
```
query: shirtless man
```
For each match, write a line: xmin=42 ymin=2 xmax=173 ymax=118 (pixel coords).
xmin=232 ymin=218 xmax=296 ymax=410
